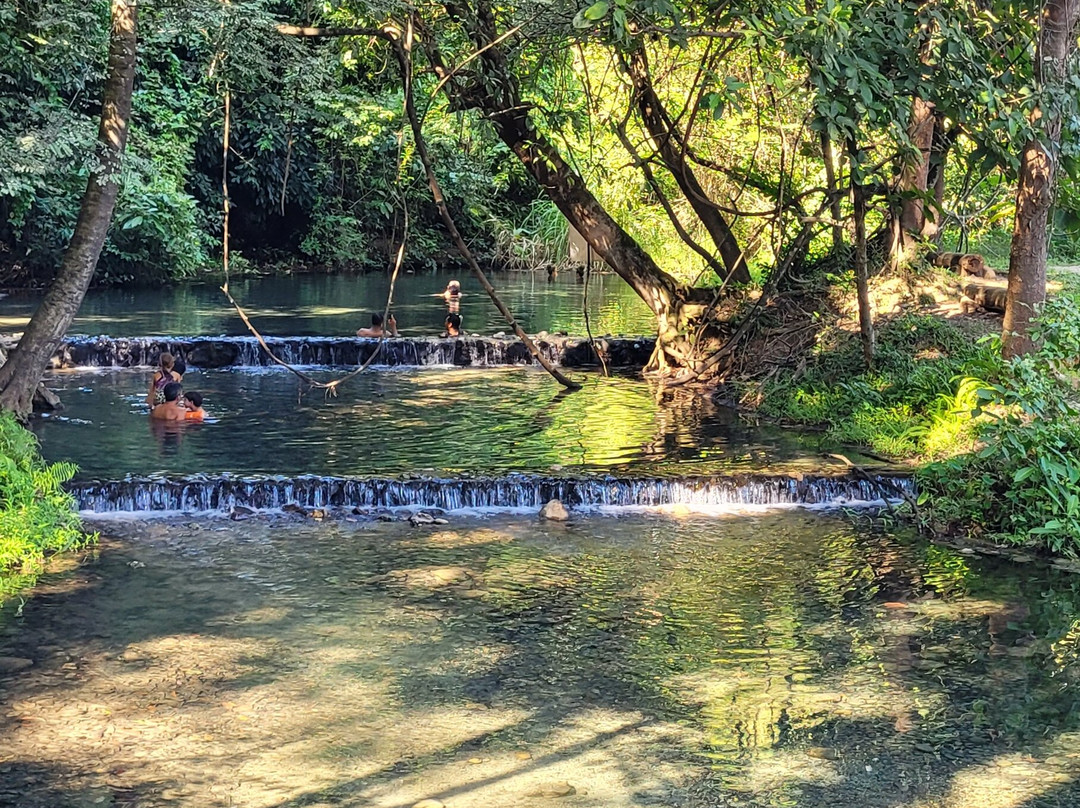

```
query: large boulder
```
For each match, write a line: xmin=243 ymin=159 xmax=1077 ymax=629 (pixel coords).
xmin=187 ymin=341 xmax=240 ymax=368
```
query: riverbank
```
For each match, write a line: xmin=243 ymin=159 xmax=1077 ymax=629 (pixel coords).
xmin=744 ymin=265 xmax=1080 ymax=557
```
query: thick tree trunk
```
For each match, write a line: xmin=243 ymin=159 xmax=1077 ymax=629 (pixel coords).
xmin=440 ymin=1 xmax=716 ymax=369
xmin=849 ymin=143 xmax=875 ymax=368
xmin=1003 ymin=0 xmax=1080 ymax=358
xmin=283 ymin=11 xmax=723 ymax=372
xmin=899 ymin=97 xmax=935 ymax=233
xmin=0 ymin=0 xmax=137 ymax=418
xmin=623 ymin=47 xmax=751 ymax=285
xmin=925 ymin=113 xmax=949 ymax=242
xmin=1003 ymin=138 xmax=1054 ymax=357
xmin=887 ymin=96 xmax=935 ymax=267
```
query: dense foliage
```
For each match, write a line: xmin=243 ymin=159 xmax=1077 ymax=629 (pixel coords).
xmin=919 ymin=295 xmax=1080 ymax=555
xmin=755 ymin=280 xmax=1080 ymax=556
xmin=0 ymin=413 xmax=89 ymax=581
xmin=0 ymin=0 xmax=531 ymax=285
xmin=2 ymin=0 xmax=1078 ymax=291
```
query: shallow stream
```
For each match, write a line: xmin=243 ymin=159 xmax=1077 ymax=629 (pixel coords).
xmin=5 ymin=273 xmax=1080 ymax=807
xmin=2 ymin=512 xmax=1079 ymax=807
xmin=32 ymin=367 xmax=831 ymax=480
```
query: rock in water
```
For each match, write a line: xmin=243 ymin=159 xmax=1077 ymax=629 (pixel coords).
xmin=0 ymin=657 xmax=33 ymax=673
xmin=539 ymin=500 xmax=569 ymax=521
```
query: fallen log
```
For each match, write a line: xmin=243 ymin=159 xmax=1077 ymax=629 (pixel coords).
xmin=929 ymin=252 xmax=997 ymax=280
xmin=961 ymin=281 xmax=1008 ymax=314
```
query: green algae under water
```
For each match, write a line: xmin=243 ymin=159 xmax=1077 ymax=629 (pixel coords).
xmin=2 ymin=511 xmax=1080 ymax=807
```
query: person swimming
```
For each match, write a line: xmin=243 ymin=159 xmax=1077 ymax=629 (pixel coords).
xmin=149 ymin=382 xmax=187 ymax=421
xmin=147 ymin=353 xmax=182 ymax=406
xmin=443 ymin=312 xmax=462 ymax=337
xmin=357 ymin=312 xmax=399 ymax=338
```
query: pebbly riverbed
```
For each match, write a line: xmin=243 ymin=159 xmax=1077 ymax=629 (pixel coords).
xmin=2 ymin=511 xmax=1080 ymax=808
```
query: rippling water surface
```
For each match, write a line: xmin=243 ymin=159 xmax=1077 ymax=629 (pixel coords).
xmin=3 ymin=512 xmax=1079 ymax=807
xmin=33 ymin=367 xmax=834 ymax=480
xmin=0 ymin=271 xmax=654 ymax=337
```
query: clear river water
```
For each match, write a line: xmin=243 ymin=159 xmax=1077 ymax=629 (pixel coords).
xmin=0 ymin=270 xmax=655 ymax=338
xmin=3 ymin=272 xmax=1080 ymax=807
xmin=32 ymin=366 xmax=831 ymax=481
xmin=2 ymin=512 xmax=1079 ymax=807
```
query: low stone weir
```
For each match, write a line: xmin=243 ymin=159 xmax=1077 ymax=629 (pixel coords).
xmin=48 ymin=334 xmax=656 ymax=369
xmin=71 ymin=472 xmax=913 ymax=513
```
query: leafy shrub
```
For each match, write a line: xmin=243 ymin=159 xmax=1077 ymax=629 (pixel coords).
xmin=919 ymin=296 xmax=1080 ymax=554
xmin=0 ymin=413 xmax=90 ymax=575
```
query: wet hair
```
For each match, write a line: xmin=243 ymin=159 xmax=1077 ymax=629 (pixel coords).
xmin=158 ymin=352 xmax=175 ymax=371
xmin=371 ymin=312 xmax=384 ymax=327
xmin=183 ymin=391 xmax=203 ymax=408
xmin=445 ymin=313 xmax=462 ymax=330
xmin=173 ymin=359 xmax=186 ymax=377
xmin=446 ymin=280 xmax=461 ymax=295
xmin=163 ymin=382 xmax=183 ymax=403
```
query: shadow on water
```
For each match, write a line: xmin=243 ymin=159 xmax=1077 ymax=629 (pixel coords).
xmin=2 ymin=513 xmax=1080 ymax=806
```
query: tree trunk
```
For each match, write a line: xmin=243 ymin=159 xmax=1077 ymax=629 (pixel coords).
xmin=849 ymin=142 xmax=875 ymax=368
xmin=886 ymin=96 xmax=935 ymax=267
xmin=0 ymin=0 xmax=137 ymax=418
xmin=438 ymin=1 xmax=716 ymax=369
xmin=820 ymin=131 xmax=844 ymax=255
xmin=925 ymin=112 xmax=949 ymax=243
xmin=899 ymin=96 xmax=935 ymax=233
xmin=1003 ymin=0 xmax=1080 ymax=358
xmin=623 ymin=47 xmax=751 ymax=285
xmin=283 ymin=11 xmax=725 ymax=372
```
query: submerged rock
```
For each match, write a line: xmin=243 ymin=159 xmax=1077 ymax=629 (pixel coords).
xmin=529 ymin=782 xmax=577 ymax=798
xmin=0 ymin=657 xmax=33 ymax=673
xmin=539 ymin=499 xmax=569 ymax=521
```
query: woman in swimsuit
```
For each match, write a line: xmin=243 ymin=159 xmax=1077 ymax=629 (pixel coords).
xmin=147 ymin=352 xmax=182 ymax=406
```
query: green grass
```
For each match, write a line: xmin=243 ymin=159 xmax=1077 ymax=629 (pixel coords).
xmin=753 ymin=313 xmax=998 ymax=461
xmin=753 ymin=291 xmax=1080 ymax=556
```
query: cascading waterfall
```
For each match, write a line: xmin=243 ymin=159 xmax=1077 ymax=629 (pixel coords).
xmin=71 ymin=472 xmax=914 ymax=513
xmin=50 ymin=335 xmax=656 ymax=369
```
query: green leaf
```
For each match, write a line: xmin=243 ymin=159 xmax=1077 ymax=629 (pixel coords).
xmin=583 ymin=1 xmax=609 ymax=20
xmin=122 ymin=216 xmax=143 ymax=230
xmin=1013 ymin=467 xmax=1036 ymax=483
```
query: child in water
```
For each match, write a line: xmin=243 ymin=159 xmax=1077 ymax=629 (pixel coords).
xmin=183 ymin=391 xmax=207 ymax=421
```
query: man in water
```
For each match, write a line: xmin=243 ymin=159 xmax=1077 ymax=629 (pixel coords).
xmin=443 ymin=312 xmax=462 ymax=337
xmin=150 ymin=382 xmax=187 ymax=421
xmin=357 ymin=312 xmax=398 ymax=338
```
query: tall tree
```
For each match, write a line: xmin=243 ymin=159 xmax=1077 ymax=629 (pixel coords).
xmin=0 ymin=0 xmax=138 ymax=417
xmin=1002 ymin=0 xmax=1080 ymax=360
xmin=1002 ymin=0 xmax=1080 ymax=358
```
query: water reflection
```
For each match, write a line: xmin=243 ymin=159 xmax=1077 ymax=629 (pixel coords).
xmin=32 ymin=367 xmax=830 ymax=479
xmin=0 ymin=271 xmax=654 ymax=338
xmin=2 ymin=512 xmax=1080 ymax=806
